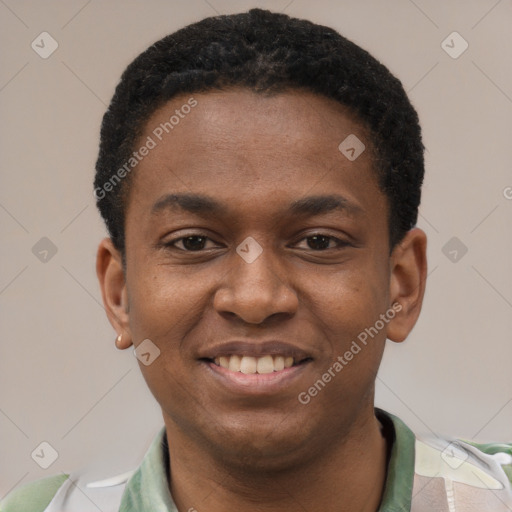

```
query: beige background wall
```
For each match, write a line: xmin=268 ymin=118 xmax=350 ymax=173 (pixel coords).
xmin=1 ymin=0 xmax=511 ymax=497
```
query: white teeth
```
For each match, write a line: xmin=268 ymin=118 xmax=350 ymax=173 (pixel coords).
xmin=213 ymin=354 xmax=299 ymax=374
xmin=256 ymin=355 xmax=274 ymax=374
xmin=240 ymin=356 xmax=257 ymax=374
xmin=228 ymin=354 xmax=241 ymax=372
xmin=274 ymin=355 xmax=285 ymax=371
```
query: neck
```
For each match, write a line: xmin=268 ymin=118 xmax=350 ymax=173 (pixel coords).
xmin=164 ymin=408 xmax=389 ymax=512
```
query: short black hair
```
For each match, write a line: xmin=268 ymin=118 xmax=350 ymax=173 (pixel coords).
xmin=94 ymin=8 xmax=424 ymax=255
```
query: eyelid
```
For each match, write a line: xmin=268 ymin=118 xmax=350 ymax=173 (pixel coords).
xmin=292 ymin=233 xmax=351 ymax=250
xmin=164 ymin=233 xmax=222 ymax=251
xmin=161 ymin=231 xmax=352 ymax=252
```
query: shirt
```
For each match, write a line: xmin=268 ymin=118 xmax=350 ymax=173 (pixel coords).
xmin=2 ymin=408 xmax=511 ymax=511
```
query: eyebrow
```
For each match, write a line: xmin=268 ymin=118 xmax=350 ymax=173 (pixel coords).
xmin=289 ymin=195 xmax=362 ymax=217
xmin=151 ymin=193 xmax=362 ymax=217
xmin=152 ymin=193 xmax=227 ymax=216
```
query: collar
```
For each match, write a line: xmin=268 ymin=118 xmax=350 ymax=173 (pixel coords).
xmin=118 ymin=426 xmax=177 ymax=512
xmin=375 ymin=407 xmax=416 ymax=511
xmin=118 ymin=408 xmax=416 ymax=512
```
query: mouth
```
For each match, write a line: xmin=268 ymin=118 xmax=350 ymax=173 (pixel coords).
xmin=197 ymin=341 xmax=314 ymax=394
xmin=203 ymin=354 xmax=313 ymax=374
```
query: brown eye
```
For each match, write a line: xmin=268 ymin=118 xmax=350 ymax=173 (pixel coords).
xmin=169 ymin=235 xmax=213 ymax=251
xmin=162 ymin=232 xmax=225 ymax=254
xmin=181 ymin=236 xmax=207 ymax=250
xmin=294 ymin=233 xmax=350 ymax=251
xmin=306 ymin=235 xmax=332 ymax=250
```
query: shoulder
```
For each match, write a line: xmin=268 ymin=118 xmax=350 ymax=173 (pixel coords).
xmin=464 ymin=440 xmax=512 ymax=485
xmin=413 ymin=435 xmax=512 ymax=510
xmin=0 ymin=474 xmax=69 ymax=512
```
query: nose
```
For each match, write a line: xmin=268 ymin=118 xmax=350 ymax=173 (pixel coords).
xmin=213 ymin=244 xmax=299 ymax=324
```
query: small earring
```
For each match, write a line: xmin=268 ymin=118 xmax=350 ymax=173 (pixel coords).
xmin=115 ymin=334 xmax=123 ymax=349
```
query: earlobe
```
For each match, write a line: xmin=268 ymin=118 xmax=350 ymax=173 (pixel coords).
xmin=386 ymin=228 xmax=427 ymax=343
xmin=115 ymin=333 xmax=132 ymax=350
xmin=96 ymin=238 xmax=133 ymax=348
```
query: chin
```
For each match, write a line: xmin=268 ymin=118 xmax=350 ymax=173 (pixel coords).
xmin=203 ymin=414 xmax=320 ymax=473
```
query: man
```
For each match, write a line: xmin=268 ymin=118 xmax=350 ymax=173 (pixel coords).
xmin=2 ymin=8 xmax=511 ymax=512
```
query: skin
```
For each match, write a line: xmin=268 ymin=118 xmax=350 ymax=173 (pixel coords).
xmin=97 ymin=88 xmax=427 ymax=512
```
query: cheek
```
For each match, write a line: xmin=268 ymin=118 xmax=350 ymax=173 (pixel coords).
xmin=125 ymin=266 xmax=206 ymax=405
xmin=126 ymin=264 xmax=207 ymax=343
xmin=310 ymin=263 xmax=389 ymax=340
xmin=311 ymin=264 xmax=390 ymax=390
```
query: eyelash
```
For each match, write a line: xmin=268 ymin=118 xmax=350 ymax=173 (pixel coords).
xmin=164 ymin=233 xmax=350 ymax=252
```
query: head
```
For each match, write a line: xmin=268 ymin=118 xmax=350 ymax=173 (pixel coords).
xmin=96 ymin=9 xmax=427 ymax=471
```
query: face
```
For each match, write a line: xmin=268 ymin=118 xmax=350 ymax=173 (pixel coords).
xmin=98 ymin=88 xmax=426 ymax=470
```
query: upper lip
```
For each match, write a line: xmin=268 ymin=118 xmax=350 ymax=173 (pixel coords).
xmin=198 ymin=340 xmax=313 ymax=362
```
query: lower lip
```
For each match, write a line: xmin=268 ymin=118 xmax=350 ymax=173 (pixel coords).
xmin=203 ymin=361 xmax=311 ymax=396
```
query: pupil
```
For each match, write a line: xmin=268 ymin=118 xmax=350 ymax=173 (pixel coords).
xmin=308 ymin=235 xmax=330 ymax=250
xmin=183 ymin=236 xmax=206 ymax=251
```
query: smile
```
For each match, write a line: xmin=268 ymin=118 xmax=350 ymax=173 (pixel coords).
xmin=211 ymin=354 xmax=308 ymax=374
xmin=198 ymin=340 xmax=314 ymax=393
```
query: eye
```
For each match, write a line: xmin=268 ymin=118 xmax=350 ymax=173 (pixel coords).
xmin=295 ymin=234 xmax=348 ymax=251
xmin=167 ymin=235 xmax=218 ymax=251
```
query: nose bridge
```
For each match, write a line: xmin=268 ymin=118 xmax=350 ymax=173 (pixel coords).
xmin=233 ymin=238 xmax=283 ymax=294
xmin=214 ymin=237 xmax=298 ymax=323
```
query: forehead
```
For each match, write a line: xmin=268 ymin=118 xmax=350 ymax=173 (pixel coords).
xmin=126 ymin=88 xmax=385 ymax=221
xmin=142 ymin=88 xmax=372 ymax=160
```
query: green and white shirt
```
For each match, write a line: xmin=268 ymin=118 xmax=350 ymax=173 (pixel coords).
xmin=2 ymin=409 xmax=511 ymax=511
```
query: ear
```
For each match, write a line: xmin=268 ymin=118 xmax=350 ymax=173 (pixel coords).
xmin=386 ymin=227 xmax=427 ymax=343
xmin=96 ymin=238 xmax=132 ymax=349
